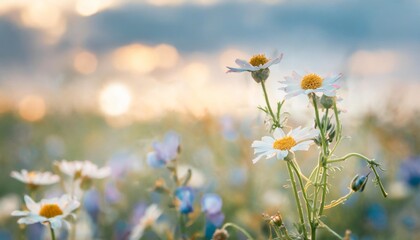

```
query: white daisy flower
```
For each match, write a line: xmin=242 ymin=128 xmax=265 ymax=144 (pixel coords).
xmin=226 ymin=53 xmax=283 ymax=73
xmin=251 ymin=127 xmax=319 ymax=164
xmin=11 ymin=170 xmax=59 ymax=187
xmin=55 ymin=160 xmax=110 ymax=180
xmin=11 ymin=194 xmax=80 ymax=229
xmin=129 ymin=204 xmax=162 ymax=240
xmin=279 ymin=72 xmax=342 ymax=99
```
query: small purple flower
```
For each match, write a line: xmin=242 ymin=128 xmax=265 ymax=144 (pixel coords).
xmin=202 ymin=194 xmax=225 ymax=239
xmin=201 ymin=194 xmax=225 ymax=227
xmin=399 ymin=156 xmax=420 ymax=188
xmin=175 ymin=186 xmax=194 ymax=214
xmin=147 ymin=132 xmax=180 ymax=168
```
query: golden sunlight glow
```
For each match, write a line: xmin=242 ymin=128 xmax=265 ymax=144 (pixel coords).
xmin=20 ymin=2 xmax=63 ymax=30
xmin=112 ymin=44 xmax=158 ymax=74
xmin=348 ymin=50 xmax=400 ymax=76
xmin=146 ymin=0 xmax=185 ymax=6
xmin=74 ymin=51 xmax=98 ymax=74
xmin=99 ymin=82 xmax=132 ymax=116
xmin=154 ymin=44 xmax=179 ymax=69
xmin=75 ymin=0 xmax=114 ymax=16
xmin=18 ymin=95 xmax=47 ymax=122
xmin=182 ymin=62 xmax=210 ymax=86
xmin=219 ymin=48 xmax=247 ymax=70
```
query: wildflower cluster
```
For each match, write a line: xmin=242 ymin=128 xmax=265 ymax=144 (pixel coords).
xmin=10 ymin=160 xmax=110 ymax=240
xmin=227 ymin=53 xmax=388 ymax=239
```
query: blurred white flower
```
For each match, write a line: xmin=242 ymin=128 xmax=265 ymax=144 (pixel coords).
xmin=0 ymin=194 xmax=20 ymax=223
xmin=10 ymin=170 xmax=59 ymax=187
xmin=251 ymin=127 xmax=319 ymax=164
xmin=226 ymin=54 xmax=282 ymax=73
xmin=279 ymin=72 xmax=342 ymax=99
xmin=11 ymin=194 xmax=79 ymax=229
xmin=129 ymin=204 xmax=162 ymax=240
xmin=55 ymin=160 xmax=110 ymax=180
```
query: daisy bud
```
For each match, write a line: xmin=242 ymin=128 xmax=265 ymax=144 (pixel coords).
xmin=269 ymin=213 xmax=283 ymax=227
xmin=251 ymin=68 xmax=270 ymax=83
xmin=212 ymin=228 xmax=229 ymax=240
xmin=351 ymin=173 xmax=370 ymax=192
xmin=320 ymin=95 xmax=335 ymax=109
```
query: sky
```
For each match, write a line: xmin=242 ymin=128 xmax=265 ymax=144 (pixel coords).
xmin=0 ymin=0 xmax=419 ymax=123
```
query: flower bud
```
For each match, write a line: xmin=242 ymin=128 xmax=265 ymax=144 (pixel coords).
xmin=251 ymin=68 xmax=270 ymax=83
xmin=351 ymin=173 xmax=369 ymax=192
xmin=212 ymin=228 xmax=229 ymax=240
xmin=269 ymin=213 xmax=283 ymax=227
xmin=320 ymin=95 xmax=335 ymax=109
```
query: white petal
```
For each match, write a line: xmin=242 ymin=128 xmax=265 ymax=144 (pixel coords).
xmin=291 ymin=142 xmax=312 ymax=151
xmin=24 ymin=195 xmax=39 ymax=213
xmin=261 ymin=54 xmax=283 ymax=69
xmin=276 ymin=150 xmax=288 ymax=160
xmin=11 ymin=210 xmax=29 ymax=216
xmin=49 ymin=218 xmax=63 ymax=229
xmin=273 ymin=128 xmax=286 ymax=139
xmin=252 ymin=154 xmax=265 ymax=164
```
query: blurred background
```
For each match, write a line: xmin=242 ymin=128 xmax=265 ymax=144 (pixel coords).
xmin=0 ymin=0 xmax=419 ymax=239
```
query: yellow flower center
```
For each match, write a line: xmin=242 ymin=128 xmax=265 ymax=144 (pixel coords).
xmin=249 ymin=54 xmax=269 ymax=66
xmin=39 ymin=204 xmax=63 ymax=218
xmin=27 ymin=172 xmax=37 ymax=181
xmin=273 ymin=136 xmax=296 ymax=150
xmin=301 ymin=73 xmax=323 ymax=90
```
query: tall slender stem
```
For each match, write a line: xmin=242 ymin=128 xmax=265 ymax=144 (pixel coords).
xmin=222 ymin=222 xmax=254 ymax=240
xmin=49 ymin=223 xmax=56 ymax=240
xmin=286 ymin=161 xmax=308 ymax=239
xmin=261 ymin=80 xmax=279 ymax=128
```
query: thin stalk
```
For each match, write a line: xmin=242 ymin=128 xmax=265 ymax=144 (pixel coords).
xmin=286 ymin=162 xmax=308 ymax=239
xmin=49 ymin=223 xmax=56 ymax=240
xmin=327 ymin=153 xmax=388 ymax=197
xmin=290 ymin=159 xmax=312 ymax=221
xmin=261 ymin=80 xmax=279 ymax=128
xmin=179 ymin=214 xmax=187 ymax=240
xmin=222 ymin=222 xmax=254 ymax=240
xmin=319 ymin=220 xmax=343 ymax=240
xmin=290 ymin=159 xmax=314 ymax=240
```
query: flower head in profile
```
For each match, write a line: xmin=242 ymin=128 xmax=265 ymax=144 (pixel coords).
xmin=55 ymin=160 xmax=110 ymax=180
xmin=147 ymin=131 xmax=180 ymax=168
xmin=201 ymin=193 xmax=224 ymax=227
xmin=279 ymin=72 xmax=342 ymax=99
xmin=11 ymin=170 xmax=59 ymax=189
xmin=11 ymin=194 xmax=79 ymax=229
xmin=129 ymin=204 xmax=162 ymax=240
xmin=251 ymin=127 xmax=319 ymax=164
xmin=227 ymin=54 xmax=283 ymax=83
xmin=175 ymin=186 xmax=194 ymax=214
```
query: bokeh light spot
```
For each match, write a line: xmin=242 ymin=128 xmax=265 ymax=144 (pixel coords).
xmin=18 ymin=95 xmax=46 ymax=122
xmin=74 ymin=51 xmax=98 ymax=74
xmin=99 ymin=82 xmax=132 ymax=116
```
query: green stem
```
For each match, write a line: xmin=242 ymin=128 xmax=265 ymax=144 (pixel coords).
xmin=179 ymin=214 xmax=187 ymax=240
xmin=327 ymin=153 xmax=388 ymax=198
xmin=286 ymin=161 xmax=308 ymax=239
xmin=49 ymin=224 xmax=56 ymax=240
xmin=290 ymin=159 xmax=314 ymax=240
xmin=332 ymin=101 xmax=341 ymax=142
xmin=290 ymin=159 xmax=312 ymax=222
xmin=261 ymin=80 xmax=279 ymax=129
xmin=222 ymin=222 xmax=254 ymax=240
xmin=319 ymin=220 xmax=343 ymax=239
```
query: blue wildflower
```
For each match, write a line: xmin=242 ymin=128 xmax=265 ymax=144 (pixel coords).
xmin=147 ymin=132 xmax=180 ymax=168
xmin=202 ymin=194 xmax=225 ymax=239
xmin=201 ymin=194 xmax=225 ymax=226
xmin=399 ymin=156 xmax=420 ymax=188
xmin=175 ymin=186 xmax=194 ymax=214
